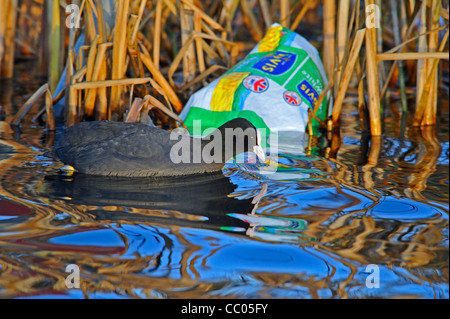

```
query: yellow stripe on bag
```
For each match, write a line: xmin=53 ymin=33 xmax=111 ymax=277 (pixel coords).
xmin=210 ymin=72 xmax=250 ymax=112
xmin=258 ymin=25 xmax=283 ymax=52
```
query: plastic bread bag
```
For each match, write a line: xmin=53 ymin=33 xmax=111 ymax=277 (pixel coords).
xmin=179 ymin=23 xmax=331 ymax=179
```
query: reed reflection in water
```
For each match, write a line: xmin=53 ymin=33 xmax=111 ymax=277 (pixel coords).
xmin=0 ymin=113 xmax=447 ymax=298
xmin=0 ymin=76 xmax=448 ymax=298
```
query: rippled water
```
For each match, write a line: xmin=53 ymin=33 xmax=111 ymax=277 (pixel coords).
xmin=0 ymin=61 xmax=448 ymax=299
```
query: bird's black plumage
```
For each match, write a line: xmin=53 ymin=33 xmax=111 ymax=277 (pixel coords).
xmin=48 ymin=118 xmax=264 ymax=177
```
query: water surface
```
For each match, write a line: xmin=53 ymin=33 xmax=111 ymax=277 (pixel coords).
xmin=0 ymin=61 xmax=448 ymax=299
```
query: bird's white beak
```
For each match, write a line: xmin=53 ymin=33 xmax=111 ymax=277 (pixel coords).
xmin=253 ymin=129 xmax=266 ymax=163
xmin=253 ymin=145 xmax=266 ymax=163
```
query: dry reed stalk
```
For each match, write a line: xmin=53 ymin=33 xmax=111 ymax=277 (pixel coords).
xmin=84 ymin=0 xmax=97 ymax=42
xmin=71 ymin=77 xmax=152 ymax=90
xmin=129 ymin=45 xmax=149 ymax=97
xmin=143 ymin=94 xmax=186 ymax=128
xmin=84 ymin=35 xmax=100 ymax=116
xmin=258 ymin=0 xmax=272 ymax=30
xmin=280 ymin=0 xmax=290 ymax=29
xmin=384 ymin=25 xmax=448 ymax=55
xmin=139 ymin=44 xmax=183 ymax=112
xmin=422 ymin=0 xmax=441 ymax=125
xmin=421 ymin=70 xmax=438 ymax=125
xmin=63 ymin=49 xmax=75 ymax=122
xmin=413 ymin=27 xmax=449 ymax=126
xmin=163 ymin=0 xmax=178 ymax=16
xmin=239 ymin=0 xmax=263 ymax=42
xmin=76 ymin=45 xmax=90 ymax=72
xmin=365 ymin=3 xmax=382 ymax=136
xmin=125 ymin=14 xmax=139 ymax=72
xmin=290 ymin=0 xmax=314 ymax=31
xmin=127 ymin=13 xmax=138 ymax=43
xmin=130 ymin=0 xmax=147 ymax=44
xmin=153 ymin=0 xmax=163 ymax=68
xmin=219 ymin=0 xmax=239 ymax=37
xmin=352 ymin=0 xmax=366 ymax=131
xmin=48 ymin=0 xmax=62 ymax=92
xmin=327 ymin=127 xmax=341 ymax=159
xmin=379 ymin=23 xmax=447 ymax=100
xmin=0 ymin=0 xmax=18 ymax=79
xmin=38 ymin=0 xmax=49 ymax=76
xmin=323 ymin=0 xmax=336 ymax=81
xmin=85 ymin=41 xmax=113 ymax=119
xmin=96 ymin=59 xmax=108 ymax=120
xmin=201 ymin=21 xmax=229 ymax=60
xmin=399 ymin=0 xmax=409 ymax=39
xmin=180 ymin=64 xmax=226 ymax=91
xmin=67 ymin=86 xmax=78 ymax=126
xmin=180 ymin=4 xmax=197 ymax=84
xmin=125 ymin=97 xmax=144 ymax=122
xmin=181 ymin=0 xmax=225 ymax=32
xmin=146 ymin=77 xmax=173 ymax=112
xmin=357 ymin=76 xmax=366 ymax=131
xmin=10 ymin=83 xmax=49 ymax=125
xmin=375 ymin=1 xmax=385 ymax=97
xmin=110 ymin=0 xmax=130 ymax=116
xmin=31 ymin=106 xmax=48 ymax=124
xmin=380 ymin=60 xmax=399 ymax=98
xmin=377 ymin=52 xmax=449 ymax=60
xmin=159 ymin=7 xmax=176 ymax=55
xmin=343 ymin=0 xmax=358 ymax=56
xmin=59 ymin=2 xmax=66 ymax=72
xmin=67 ymin=77 xmax=153 ymax=126
xmin=0 ymin=1 xmax=7 ymax=75
xmin=51 ymin=86 xmax=66 ymax=106
xmin=309 ymin=77 xmax=334 ymax=131
xmin=390 ymin=0 xmax=407 ymax=113
xmin=332 ymin=29 xmax=366 ymax=127
xmin=416 ymin=0 xmax=429 ymax=107
xmin=194 ymin=11 xmax=206 ymax=73
xmin=72 ymin=66 xmax=87 ymax=82
xmin=85 ymin=0 xmax=98 ymax=18
xmin=200 ymin=38 xmax=220 ymax=61
xmin=45 ymin=89 xmax=55 ymax=131
xmin=167 ymin=31 xmax=235 ymax=88
xmin=94 ymin=0 xmax=107 ymax=41
xmin=136 ymin=29 xmax=153 ymax=53
xmin=67 ymin=0 xmax=84 ymax=52
xmin=335 ymin=0 xmax=350 ymax=95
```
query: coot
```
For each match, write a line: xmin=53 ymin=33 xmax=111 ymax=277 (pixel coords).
xmin=47 ymin=118 xmax=266 ymax=177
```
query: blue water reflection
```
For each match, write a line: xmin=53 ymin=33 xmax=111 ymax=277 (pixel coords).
xmin=0 ymin=121 xmax=448 ymax=299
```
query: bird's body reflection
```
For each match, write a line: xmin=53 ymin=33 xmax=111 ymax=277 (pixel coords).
xmin=41 ymin=172 xmax=265 ymax=234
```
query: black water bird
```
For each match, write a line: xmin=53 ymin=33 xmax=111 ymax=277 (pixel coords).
xmin=46 ymin=118 xmax=265 ymax=177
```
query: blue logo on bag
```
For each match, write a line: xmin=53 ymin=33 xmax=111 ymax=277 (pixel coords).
xmin=253 ymin=51 xmax=296 ymax=75
xmin=297 ymin=80 xmax=319 ymax=105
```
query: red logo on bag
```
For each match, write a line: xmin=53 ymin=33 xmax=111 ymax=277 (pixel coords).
xmin=243 ymin=75 xmax=269 ymax=93
xmin=283 ymin=91 xmax=301 ymax=106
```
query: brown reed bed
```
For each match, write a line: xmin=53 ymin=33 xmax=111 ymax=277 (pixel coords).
xmin=1 ymin=0 xmax=449 ymax=138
